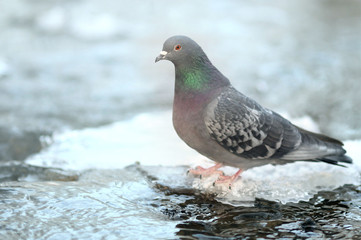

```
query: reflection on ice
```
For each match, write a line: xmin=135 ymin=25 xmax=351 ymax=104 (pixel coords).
xmin=27 ymin=111 xmax=360 ymax=204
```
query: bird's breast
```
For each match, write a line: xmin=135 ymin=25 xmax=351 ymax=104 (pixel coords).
xmin=172 ymin=95 xmax=205 ymax=146
xmin=173 ymin=94 xmax=212 ymax=151
xmin=172 ymin=89 xmax=223 ymax=152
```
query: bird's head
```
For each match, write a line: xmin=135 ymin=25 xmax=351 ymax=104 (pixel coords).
xmin=155 ymin=35 xmax=206 ymax=66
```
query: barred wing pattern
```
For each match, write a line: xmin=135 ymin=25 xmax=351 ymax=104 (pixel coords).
xmin=205 ymin=87 xmax=302 ymax=160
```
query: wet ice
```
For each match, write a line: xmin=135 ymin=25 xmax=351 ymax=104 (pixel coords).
xmin=27 ymin=111 xmax=360 ymax=204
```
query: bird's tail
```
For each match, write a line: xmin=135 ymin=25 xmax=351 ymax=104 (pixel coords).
xmin=296 ymin=126 xmax=353 ymax=166
xmin=317 ymin=155 xmax=353 ymax=167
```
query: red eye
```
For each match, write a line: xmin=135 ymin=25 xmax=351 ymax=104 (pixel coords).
xmin=174 ymin=44 xmax=182 ymax=51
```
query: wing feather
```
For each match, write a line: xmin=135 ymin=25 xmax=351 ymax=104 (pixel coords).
xmin=204 ymin=87 xmax=350 ymax=165
xmin=204 ymin=87 xmax=302 ymax=160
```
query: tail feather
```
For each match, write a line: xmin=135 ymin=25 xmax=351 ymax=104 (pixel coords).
xmin=296 ymin=126 xmax=344 ymax=146
xmin=317 ymin=155 xmax=353 ymax=167
xmin=298 ymin=127 xmax=352 ymax=166
xmin=284 ymin=126 xmax=353 ymax=167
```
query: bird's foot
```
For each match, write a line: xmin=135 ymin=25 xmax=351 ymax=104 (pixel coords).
xmin=187 ymin=163 xmax=224 ymax=178
xmin=213 ymin=169 xmax=243 ymax=189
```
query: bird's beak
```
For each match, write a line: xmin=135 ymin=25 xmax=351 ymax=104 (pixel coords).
xmin=155 ymin=51 xmax=168 ymax=63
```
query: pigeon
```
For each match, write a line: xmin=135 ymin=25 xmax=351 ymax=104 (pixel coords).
xmin=155 ymin=35 xmax=352 ymax=187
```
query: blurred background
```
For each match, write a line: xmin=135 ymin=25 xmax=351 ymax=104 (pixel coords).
xmin=1 ymin=1 xmax=361 ymax=239
xmin=1 ymin=0 xmax=361 ymax=162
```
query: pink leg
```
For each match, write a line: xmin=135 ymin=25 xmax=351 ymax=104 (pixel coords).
xmin=188 ymin=163 xmax=224 ymax=178
xmin=214 ymin=169 xmax=243 ymax=189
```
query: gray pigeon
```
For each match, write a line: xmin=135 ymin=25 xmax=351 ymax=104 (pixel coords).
xmin=155 ymin=35 xmax=352 ymax=186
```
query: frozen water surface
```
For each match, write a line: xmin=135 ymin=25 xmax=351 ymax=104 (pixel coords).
xmin=1 ymin=0 xmax=361 ymax=239
xmin=26 ymin=111 xmax=361 ymax=205
xmin=1 ymin=111 xmax=361 ymax=239
xmin=0 ymin=169 xmax=180 ymax=239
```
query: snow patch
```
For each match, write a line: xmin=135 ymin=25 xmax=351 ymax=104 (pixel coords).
xmin=26 ymin=111 xmax=198 ymax=170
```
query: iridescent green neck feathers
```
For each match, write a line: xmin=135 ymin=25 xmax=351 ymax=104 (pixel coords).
xmin=182 ymin=70 xmax=207 ymax=91
xmin=174 ymin=56 xmax=231 ymax=94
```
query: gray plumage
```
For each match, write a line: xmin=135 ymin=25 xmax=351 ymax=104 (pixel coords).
xmin=155 ymin=35 xmax=352 ymax=171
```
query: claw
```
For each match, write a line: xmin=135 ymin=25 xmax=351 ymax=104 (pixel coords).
xmin=187 ymin=163 xmax=224 ymax=178
xmin=213 ymin=169 xmax=243 ymax=189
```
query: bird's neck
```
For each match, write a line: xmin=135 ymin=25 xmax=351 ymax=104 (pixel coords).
xmin=174 ymin=60 xmax=229 ymax=95
xmin=173 ymin=61 xmax=229 ymax=112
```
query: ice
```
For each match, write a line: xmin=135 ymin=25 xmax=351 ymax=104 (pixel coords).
xmin=26 ymin=111 xmax=361 ymax=204
xmin=26 ymin=111 xmax=199 ymax=170
xmin=193 ymin=149 xmax=360 ymax=204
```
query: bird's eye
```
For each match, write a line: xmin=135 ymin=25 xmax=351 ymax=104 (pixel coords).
xmin=174 ymin=44 xmax=182 ymax=51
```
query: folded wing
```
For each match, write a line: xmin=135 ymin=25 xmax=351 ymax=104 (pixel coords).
xmin=204 ymin=87 xmax=350 ymax=164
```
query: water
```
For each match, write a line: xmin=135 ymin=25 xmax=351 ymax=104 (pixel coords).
xmin=0 ymin=167 xmax=178 ymax=239
xmin=1 ymin=112 xmax=361 ymax=239
xmin=1 ymin=0 xmax=361 ymax=239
